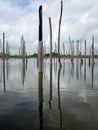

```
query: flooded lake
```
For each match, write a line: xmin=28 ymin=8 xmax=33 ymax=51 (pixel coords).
xmin=0 ymin=58 xmax=98 ymax=130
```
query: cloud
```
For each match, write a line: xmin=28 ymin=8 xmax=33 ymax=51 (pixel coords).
xmin=0 ymin=0 xmax=98 ymax=54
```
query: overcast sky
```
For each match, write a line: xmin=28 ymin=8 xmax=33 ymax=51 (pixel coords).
xmin=0 ymin=0 xmax=98 ymax=54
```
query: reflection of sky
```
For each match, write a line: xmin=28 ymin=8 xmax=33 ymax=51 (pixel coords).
xmin=44 ymin=59 xmax=98 ymax=101
xmin=0 ymin=58 xmax=98 ymax=97
xmin=0 ymin=58 xmax=98 ymax=129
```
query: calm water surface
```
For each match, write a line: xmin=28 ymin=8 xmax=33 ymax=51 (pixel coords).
xmin=0 ymin=58 xmax=98 ymax=130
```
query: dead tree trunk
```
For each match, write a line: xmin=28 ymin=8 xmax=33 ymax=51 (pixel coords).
xmin=6 ymin=41 xmax=9 ymax=55
xmin=58 ymin=0 xmax=63 ymax=67
xmin=85 ymin=40 xmax=86 ymax=58
xmin=49 ymin=17 xmax=52 ymax=65
xmin=92 ymin=35 xmax=94 ymax=64
xmin=63 ymin=43 xmax=65 ymax=59
xmin=69 ymin=36 xmax=74 ymax=63
xmin=3 ymin=32 xmax=5 ymax=57
xmin=38 ymin=6 xmax=43 ymax=73
xmin=0 ymin=39 xmax=2 ymax=54
xmin=76 ymin=40 xmax=79 ymax=57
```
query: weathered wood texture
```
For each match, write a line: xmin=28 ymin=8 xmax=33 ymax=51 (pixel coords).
xmin=58 ymin=0 xmax=63 ymax=66
xmin=49 ymin=17 xmax=52 ymax=64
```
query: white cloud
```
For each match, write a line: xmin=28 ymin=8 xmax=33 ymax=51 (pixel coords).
xmin=0 ymin=0 xmax=98 ymax=54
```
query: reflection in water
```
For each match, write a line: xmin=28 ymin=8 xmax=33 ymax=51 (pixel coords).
xmin=43 ymin=59 xmax=47 ymax=79
xmin=57 ymin=66 xmax=62 ymax=128
xmin=54 ymin=61 xmax=57 ymax=78
xmin=62 ymin=60 xmax=65 ymax=76
xmin=72 ymin=62 xmax=74 ymax=79
xmin=84 ymin=59 xmax=86 ymax=81
xmin=21 ymin=58 xmax=28 ymax=85
xmin=26 ymin=57 xmax=28 ymax=71
xmin=6 ymin=59 xmax=9 ymax=81
xmin=0 ymin=58 xmax=97 ymax=129
xmin=0 ymin=60 xmax=2 ymax=86
xmin=91 ymin=63 xmax=94 ymax=88
xmin=76 ymin=58 xmax=79 ymax=80
xmin=38 ymin=72 xmax=43 ymax=130
xmin=80 ymin=59 xmax=82 ymax=80
xmin=3 ymin=59 xmax=6 ymax=92
xmin=68 ymin=62 xmax=74 ymax=84
xmin=49 ymin=63 xmax=52 ymax=109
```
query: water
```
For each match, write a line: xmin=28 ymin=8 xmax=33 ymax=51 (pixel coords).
xmin=0 ymin=58 xmax=98 ymax=130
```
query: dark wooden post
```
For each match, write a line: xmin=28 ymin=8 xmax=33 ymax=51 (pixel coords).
xmin=58 ymin=0 xmax=63 ymax=67
xmin=49 ymin=17 xmax=52 ymax=64
xmin=38 ymin=5 xmax=43 ymax=72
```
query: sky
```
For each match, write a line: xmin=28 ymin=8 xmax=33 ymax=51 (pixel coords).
xmin=0 ymin=0 xmax=98 ymax=54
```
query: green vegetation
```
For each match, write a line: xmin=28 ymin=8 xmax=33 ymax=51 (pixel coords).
xmin=0 ymin=53 xmax=98 ymax=59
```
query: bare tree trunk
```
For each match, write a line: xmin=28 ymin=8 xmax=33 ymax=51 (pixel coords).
xmin=58 ymin=0 xmax=63 ymax=67
xmin=85 ymin=40 xmax=86 ymax=58
xmin=0 ymin=39 xmax=2 ymax=54
xmin=38 ymin=6 xmax=43 ymax=73
xmin=49 ymin=17 xmax=52 ymax=65
xmin=69 ymin=36 xmax=74 ymax=63
xmin=6 ymin=41 xmax=10 ymax=55
xmin=76 ymin=40 xmax=79 ymax=57
xmin=92 ymin=35 xmax=94 ymax=64
xmin=3 ymin=32 xmax=5 ymax=57
xmin=80 ymin=39 xmax=83 ymax=64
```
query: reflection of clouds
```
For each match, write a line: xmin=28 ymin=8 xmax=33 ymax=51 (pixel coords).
xmin=4 ymin=59 xmax=38 ymax=90
xmin=43 ymin=58 xmax=98 ymax=106
xmin=0 ymin=58 xmax=98 ymax=129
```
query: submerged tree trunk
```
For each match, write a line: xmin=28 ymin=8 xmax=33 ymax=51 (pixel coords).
xmin=58 ymin=0 xmax=63 ymax=67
